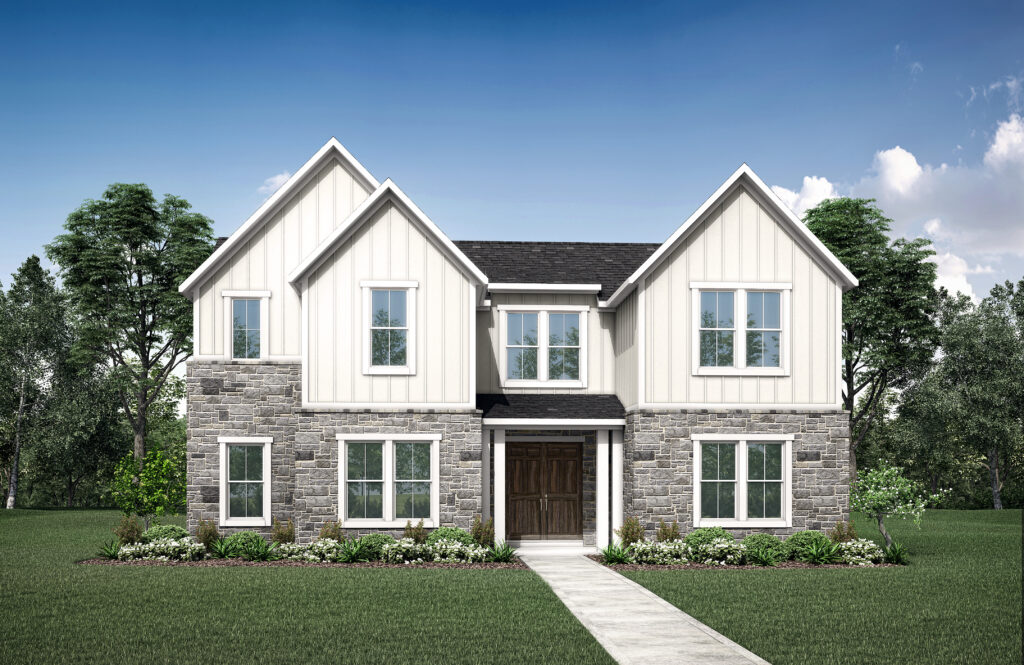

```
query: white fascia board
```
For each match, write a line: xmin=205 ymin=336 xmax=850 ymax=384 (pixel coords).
xmin=287 ymin=179 xmax=488 ymax=286
xmin=481 ymin=418 xmax=626 ymax=427
xmin=179 ymin=138 xmax=380 ymax=296
xmin=488 ymin=283 xmax=602 ymax=294
xmin=603 ymin=164 xmax=858 ymax=308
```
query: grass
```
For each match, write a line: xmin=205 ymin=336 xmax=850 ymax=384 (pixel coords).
xmin=623 ymin=510 xmax=1022 ymax=665
xmin=0 ymin=510 xmax=613 ymax=665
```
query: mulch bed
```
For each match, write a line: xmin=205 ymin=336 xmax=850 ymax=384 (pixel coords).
xmin=585 ymin=554 xmax=895 ymax=570
xmin=78 ymin=557 xmax=527 ymax=569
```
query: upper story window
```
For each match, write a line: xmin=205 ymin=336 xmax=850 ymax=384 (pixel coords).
xmin=693 ymin=434 xmax=792 ymax=528
xmin=222 ymin=291 xmax=270 ymax=361
xmin=361 ymin=281 xmax=418 ymax=375
xmin=691 ymin=283 xmax=790 ymax=376
xmin=498 ymin=305 xmax=588 ymax=388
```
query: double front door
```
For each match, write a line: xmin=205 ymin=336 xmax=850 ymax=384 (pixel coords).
xmin=506 ymin=442 xmax=582 ymax=540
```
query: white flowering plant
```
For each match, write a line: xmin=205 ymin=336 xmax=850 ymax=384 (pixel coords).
xmin=117 ymin=537 xmax=205 ymax=561
xmin=630 ymin=539 xmax=691 ymax=565
xmin=381 ymin=537 xmax=489 ymax=564
xmin=689 ymin=537 xmax=746 ymax=566
xmin=837 ymin=538 xmax=885 ymax=566
xmin=851 ymin=462 xmax=948 ymax=548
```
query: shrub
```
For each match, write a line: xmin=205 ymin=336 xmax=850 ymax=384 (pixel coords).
xmin=827 ymin=520 xmax=858 ymax=543
xmin=141 ymin=524 xmax=189 ymax=543
xmin=689 ymin=537 xmax=746 ymax=566
xmin=110 ymin=448 xmax=185 ymax=525
xmin=225 ymin=530 xmax=266 ymax=553
xmin=337 ymin=537 xmax=370 ymax=563
xmin=798 ymin=539 xmax=842 ymax=565
xmin=404 ymin=519 xmax=427 ymax=544
xmin=746 ymin=545 xmax=782 ymax=567
xmin=471 ymin=516 xmax=495 ymax=547
xmin=97 ymin=540 xmax=121 ymax=560
xmin=884 ymin=542 xmax=909 ymax=565
xmin=615 ymin=516 xmax=645 ymax=546
xmin=237 ymin=537 xmax=279 ymax=562
xmin=426 ymin=526 xmax=475 ymax=547
xmin=655 ymin=519 xmax=681 ymax=542
xmin=684 ymin=526 xmax=734 ymax=550
xmin=197 ymin=519 xmax=220 ymax=550
xmin=113 ymin=515 xmax=143 ymax=545
xmin=271 ymin=518 xmax=295 ymax=544
xmin=318 ymin=521 xmax=342 ymax=541
xmin=631 ymin=540 xmax=690 ymax=565
xmin=209 ymin=538 xmax=235 ymax=559
xmin=851 ymin=462 xmax=947 ymax=548
xmin=783 ymin=530 xmax=830 ymax=560
xmin=381 ymin=538 xmax=488 ymax=563
xmin=488 ymin=540 xmax=516 ymax=563
xmin=837 ymin=538 xmax=885 ymax=566
xmin=382 ymin=538 xmax=429 ymax=563
xmin=742 ymin=533 xmax=786 ymax=561
xmin=600 ymin=543 xmax=634 ymax=564
xmin=117 ymin=537 xmax=205 ymax=561
xmin=359 ymin=533 xmax=396 ymax=560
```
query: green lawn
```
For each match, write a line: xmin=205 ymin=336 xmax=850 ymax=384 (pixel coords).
xmin=624 ymin=510 xmax=1022 ymax=665
xmin=0 ymin=510 xmax=613 ymax=665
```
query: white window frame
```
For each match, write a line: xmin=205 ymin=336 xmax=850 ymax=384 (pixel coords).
xmin=498 ymin=304 xmax=588 ymax=389
xmin=337 ymin=433 xmax=441 ymax=528
xmin=218 ymin=436 xmax=273 ymax=527
xmin=222 ymin=291 xmax=270 ymax=361
xmin=691 ymin=433 xmax=793 ymax=528
xmin=361 ymin=281 xmax=418 ymax=376
xmin=690 ymin=282 xmax=791 ymax=376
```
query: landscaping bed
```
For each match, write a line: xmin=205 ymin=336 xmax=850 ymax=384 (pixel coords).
xmin=586 ymin=554 xmax=894 ymax=571
xmin=79 ymin=556 xmax=526 ymax=569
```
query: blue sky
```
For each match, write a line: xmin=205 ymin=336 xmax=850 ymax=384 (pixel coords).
xmin=2 ymin=0 xmax=1022 ymax=299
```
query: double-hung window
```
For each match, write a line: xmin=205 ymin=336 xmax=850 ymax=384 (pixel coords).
xmin=338 ymin=434 xmax=440 ymax=527
xmin=691 ymin=283 xmax=790 ymax=375
xmin=499 ymin=306 xmax=588 ymax=387
xmin=692 ymin=434 xmax=792 ymax=527
xmin=361 ymin=281 xmax=417 ymax=375
xmin=222 ymin=291 xmax=270 ymax=360
xmin=218 ymin=436 xmax=272 ymax=526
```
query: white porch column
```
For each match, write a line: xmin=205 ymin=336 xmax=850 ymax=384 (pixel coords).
xmin=611 ymin=428 xmax=624 ymax=542
xmin=493 ymin=428 xmax=506 ymax=543
xmin=481 ymin=428 xmax=490 ymax=521
xmin=596 ymin=429 xmax=610 ymax=548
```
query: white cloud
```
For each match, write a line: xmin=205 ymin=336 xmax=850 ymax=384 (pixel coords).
xmin=872 ymin=146 xmax=924 ymax=195
xmin=923 ymin=218 xmax=943 ymax=236
xmin=983 ymin=113 xmax=1024 ymax=173
xmin=771 ymin=175 xmax=837 ymax=217
xmin=258 ymin=171 xmax=292 ymax=196
xmin=909 ymin=61 xmax=924 ymax=76
xmin=931 ymin=250 xmax=995 ymax=302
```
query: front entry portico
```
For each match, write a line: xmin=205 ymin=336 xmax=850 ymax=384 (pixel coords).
xmin=507 ymin=441 xmax=583 ymax=540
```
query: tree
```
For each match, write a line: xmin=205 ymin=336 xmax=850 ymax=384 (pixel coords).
xmin=111 ymin=447 xmax=185 ymax=526
xmin=0 ymin=257 xmax=67 ymax=509
xmin=850 ymin=462 xmax=945 ymax=548
xmin=47 ymin=184 xmax=213 ymax=466
xmin=803 ymin=198 xmax=939 ymax=475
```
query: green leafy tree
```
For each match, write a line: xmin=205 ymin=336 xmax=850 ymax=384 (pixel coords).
xmin=803 ymin=198 xmax=939 ymax=474
xmin=850 ymin=462 xmax=945 ymax=548
xmin=111 ymin=447 xmax=185 ymax=526
xmin=1 ymin=257 xmax=67 ymax=509
xmin=47 ymin=184 xmax=213 ymax=465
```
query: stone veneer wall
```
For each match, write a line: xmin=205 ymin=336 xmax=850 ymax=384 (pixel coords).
xmin=624 ymin=409 xmax=850 ymax=539
xmin=186 ymin=361 xmax=482 ymax=543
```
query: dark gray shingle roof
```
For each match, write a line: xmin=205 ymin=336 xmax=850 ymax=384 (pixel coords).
xmin=454 ymin=241 xmax=660 ymax=299
xmin=477 ymin=393 xmax=625 ymax=420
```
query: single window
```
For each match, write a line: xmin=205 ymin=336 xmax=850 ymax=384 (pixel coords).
xmin=232 ymin=299 xmax=261 ymax=359
xmin=346 ymin=442 xmax=383 ymax=519
xmin=747 ymin=442 xmax=783 ymax=519
xmin=746 ymin=291 xmax=781 ymax=368
xmin=227 ymin=444 xmax=264 ymax=519
xmin=699 ymin=291 xmax=734 ymax=367
xmin=394 ymin=442 xmax=432 ymax=520
xmin=700 ymin=442 xmax=736 ymax=519
xmin=506 ymin=312 xmax=539 ymax=380
xmin=548 ymin=313 xmax=581 ymax=380
xmin=370 ymin=290 xmax=408 ymax=367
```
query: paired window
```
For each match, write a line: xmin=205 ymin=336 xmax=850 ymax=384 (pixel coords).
xmin=499 ymin=306 xmax=587 ymax=387
xmin=218 ymin=437 xmax=272 ymax=526
xmin=338 ymin=434 xmax=440 ymax=526
xmin=692 ymin=283 xmax=789 ymax=375
xmin=361 ymin=281 xmax=417 ymax=375
xmin=692 ymin=435 xmax=791 ymax=527
xmin=223 ymin=291 xmax=270 ymax=360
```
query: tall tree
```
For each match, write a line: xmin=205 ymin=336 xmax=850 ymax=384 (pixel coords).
xmin=1 ymin=256 xmax=67 ymax=509
xmin=804 ymin=198 xmax=939 ymax=474
xmin=47 ymin=184 xmax=213 ymax=465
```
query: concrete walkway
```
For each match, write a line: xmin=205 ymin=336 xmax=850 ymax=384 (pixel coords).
xmin=520 ymin=553 xmax=770 ymax=665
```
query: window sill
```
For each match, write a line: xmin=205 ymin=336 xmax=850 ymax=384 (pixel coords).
xmin=693 ymin=367 xmax=789 ymax=377
xmin=341 ymin=519 xmax=436 ymax=529
xmin=220 ymin=517 xmax=272 ymax=527
xmin=694 ymin=518 xmax=790 ymax=528
xmin=364 ymin=366 xmax=415 ymax=376
xmin=501 ymin=379 xmax=585 ymax=389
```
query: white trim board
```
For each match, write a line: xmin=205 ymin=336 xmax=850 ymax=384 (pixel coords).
xmin=482 ymin=418 xmax=626 ymax=427
xmin=217 ymin=436 xmax=273 ymax=527
xmin=488 ymin=283 xmax=601 ymax=294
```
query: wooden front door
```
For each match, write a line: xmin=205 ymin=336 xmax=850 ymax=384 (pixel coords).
xmin=507 ymin=443 xmax=582 ymax=540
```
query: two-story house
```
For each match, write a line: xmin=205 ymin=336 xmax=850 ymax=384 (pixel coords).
xmin=181 ymin=138 xmax=856 ymax=547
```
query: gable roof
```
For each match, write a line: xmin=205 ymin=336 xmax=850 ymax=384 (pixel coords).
xmin=604 ymin=164 xmax=859 ymax=307
xmin=454 ymin=241 xmax=660 ymax=300
xmin=178 ymin=138 xmax=380 ymax=296
xmin=287 ymin=179 xmax=488 ymax=286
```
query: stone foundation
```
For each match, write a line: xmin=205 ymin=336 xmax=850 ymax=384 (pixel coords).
xmin=624 ymin=409 xmax=850 ymax=539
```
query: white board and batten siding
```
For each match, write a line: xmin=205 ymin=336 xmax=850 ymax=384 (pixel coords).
xmin=642 ymin=185 xmax=841 ymax=408
xmin=193 ymin=158 xmax=371 ymax=358
xmin=613 ymin=289 xmax=639 ymax=409
xmin=305 ymin=201 xmax=473 ymax=406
